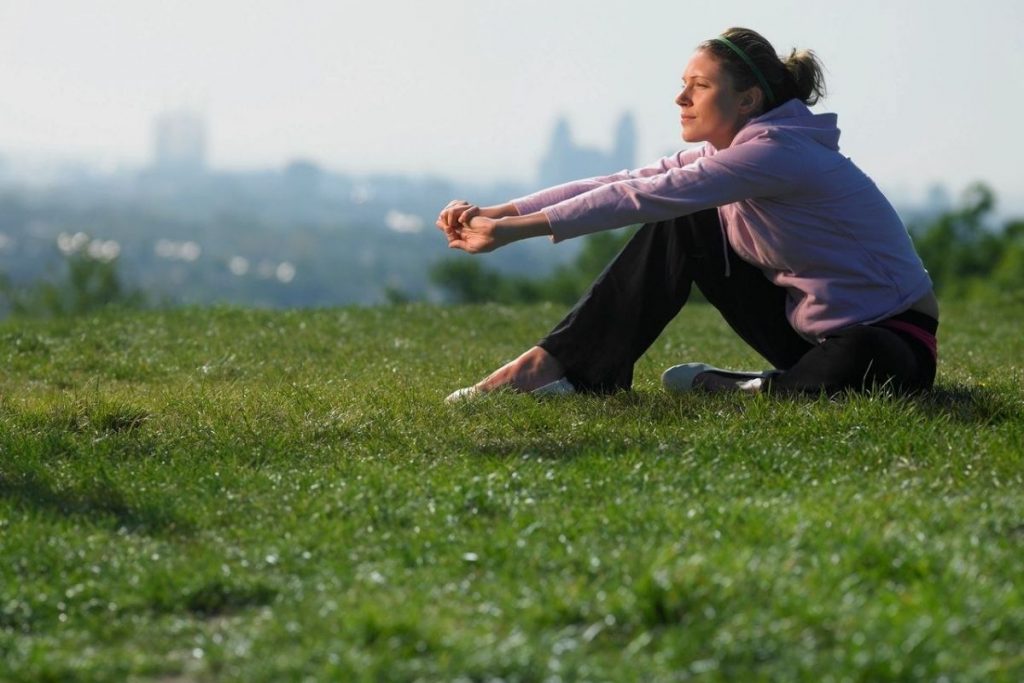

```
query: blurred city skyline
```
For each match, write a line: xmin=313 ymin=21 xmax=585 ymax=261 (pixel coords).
xmin=2 ymin=1 xmax=1023 ymax=210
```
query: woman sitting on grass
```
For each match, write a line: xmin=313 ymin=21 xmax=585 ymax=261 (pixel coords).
xmin=437 ymin=27 xmax=939 ymax=400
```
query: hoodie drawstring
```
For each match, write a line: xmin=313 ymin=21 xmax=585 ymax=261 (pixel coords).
xmin=721 ymin=218 xmax=731 ymax=278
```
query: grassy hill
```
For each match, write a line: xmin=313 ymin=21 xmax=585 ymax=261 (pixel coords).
xmin=1 ymin=301 xmax=1022 ymax=681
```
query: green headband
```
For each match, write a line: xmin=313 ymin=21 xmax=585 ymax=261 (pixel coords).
xmin=713 ymin=36 xmax=776 ymax=105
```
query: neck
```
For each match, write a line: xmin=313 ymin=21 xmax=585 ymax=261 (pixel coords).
xmin=710 ymin=125 xmax=744 ymax=150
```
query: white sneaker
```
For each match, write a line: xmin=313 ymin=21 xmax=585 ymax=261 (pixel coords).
xmin=444 ymin=385 xmax=483 ymax=403
xmin=662 ymin=363 xmax=770 ymax=394
xmin=445 ymin=377 xmax=575 ymax=403
xmin=531 ymin=377 xmax=576 ymax=397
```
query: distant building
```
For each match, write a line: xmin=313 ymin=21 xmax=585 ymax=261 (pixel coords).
xmin=537 ymin=112 xmax=636 ymax=187
xmin=283 ymin=158 xmax=323 ymax=197
xmin=152 ymin=111 xmax=207 ymax=176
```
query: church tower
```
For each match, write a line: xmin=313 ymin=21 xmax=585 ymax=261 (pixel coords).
xmin=612 ymin=112 xmax=637 ymax=171
xmin=538 ymin=116 xmax=575 ymax=187
xmin=536 ymin=112 xmax=639 ymax=187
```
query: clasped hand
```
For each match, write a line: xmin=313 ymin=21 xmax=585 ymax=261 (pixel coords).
xmin=435 ymin=200 xmax=501 ymax=254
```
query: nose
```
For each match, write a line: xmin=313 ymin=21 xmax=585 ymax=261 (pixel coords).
xmin=675 ymin=87 xmax=690 ymax=107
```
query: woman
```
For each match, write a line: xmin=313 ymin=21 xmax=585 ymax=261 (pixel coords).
xmin=437 ymin=27 xmax=939 ymax=400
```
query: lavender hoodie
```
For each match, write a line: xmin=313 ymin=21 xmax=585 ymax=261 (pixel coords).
xmin=511 ymin=99 xmax=933 ymax=341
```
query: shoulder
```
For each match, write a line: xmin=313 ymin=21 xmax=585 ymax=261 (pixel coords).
xmin=733 ymin=100 xmax=839 ymax=147
xmin=705 ymin=126 xmax=807 ymax=174
xmin=713 ymin=102 xmax=842 ymax=172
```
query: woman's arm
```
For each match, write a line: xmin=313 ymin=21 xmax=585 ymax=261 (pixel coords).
xmin=511 ymin=147 xmax=708 ymax=216
xmin=445 ymin=212 xmax=553 ymax=254
xmin=536 ymin=136 xmax=802 ymax=242
xmin=479 ymin=202 xmax=521 ymax=219
xmin=436 ymin=149 xmax=707 ymax=241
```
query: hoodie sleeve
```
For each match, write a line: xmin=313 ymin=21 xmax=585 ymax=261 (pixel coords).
xmin=541 ymin=128 xmax=807 ymax=242
xmin=511 ymin=146 xmax=708 ymax=216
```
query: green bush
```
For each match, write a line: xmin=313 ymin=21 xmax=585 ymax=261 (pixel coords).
xmin=912 ymin=183 xmax=1024 ymax=301
xmin=1 ymin=250 xmax=144 ymax=318
xmin=431 ymin=228 xmax=638 ymax=305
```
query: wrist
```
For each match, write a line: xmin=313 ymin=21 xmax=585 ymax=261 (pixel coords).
xmin=481 ymin=202 xmax=520 ymax=219
xmin=496 ymin=212 xmax=553 ymax=242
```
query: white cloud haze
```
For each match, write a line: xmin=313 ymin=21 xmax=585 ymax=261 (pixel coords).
xmin=2 ymin=0 xmax=1022 ymax=207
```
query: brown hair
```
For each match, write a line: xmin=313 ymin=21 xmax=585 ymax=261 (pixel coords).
xmin=699 ymin=27 xmax=826 ymax=111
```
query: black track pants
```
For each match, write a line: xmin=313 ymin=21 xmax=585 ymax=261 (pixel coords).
xmin=537 ymin=209 xmax=937 ymax=395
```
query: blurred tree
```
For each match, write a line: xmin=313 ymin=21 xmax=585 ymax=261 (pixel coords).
xmin=430 ymin=228 xmax=638 ymax=305
xmin=989 ymin=218 xmax=1024 ymax=299
xmin=1 ymin=250 xmax=144 ymax=318
xmin=912 ymin=182 xmax=1021 ymax=300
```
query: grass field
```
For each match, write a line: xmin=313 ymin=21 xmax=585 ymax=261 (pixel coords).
xmin=1 ymin=300 xmax=1022 ymax=681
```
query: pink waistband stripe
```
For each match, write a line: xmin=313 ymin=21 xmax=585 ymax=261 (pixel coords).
xmin=878 ymin=319 xmax=938 ymax=360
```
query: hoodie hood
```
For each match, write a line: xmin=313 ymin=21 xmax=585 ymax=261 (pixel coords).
xmin=736 ymin=98 xmax=841 ymax=152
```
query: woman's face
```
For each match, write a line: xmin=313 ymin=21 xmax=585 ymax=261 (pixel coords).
xmin=675 ymin=49 xmax=762 ymax=150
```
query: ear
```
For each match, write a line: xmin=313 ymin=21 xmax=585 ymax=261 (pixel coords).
xmin=739 ymin=87 xmax=764 ymax=115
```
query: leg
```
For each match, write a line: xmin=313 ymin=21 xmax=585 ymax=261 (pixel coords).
xmin=538 ymin=216 xmax=701 ymax=392
xmin=766 ymin=320 xmax=937 ymax=395
xmin=453 ymin=217 xmax=696 ymax=396
xmin=540 ymin=208 xmax=813 ymax=392
xmin=530 ymin=206 xmax=937 ymax=398
xmin=679 ymin=222 xmax=937 ymax=396
xmin=470 ymin=345 xmax=566 ymax=394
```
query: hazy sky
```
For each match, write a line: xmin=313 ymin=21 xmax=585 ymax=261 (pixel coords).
xmin=2 ymin=1 xmax=1023 ymax=206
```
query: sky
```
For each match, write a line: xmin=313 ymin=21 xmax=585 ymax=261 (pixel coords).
xmin=2 ymin=0 xmax=1023 ymax=208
